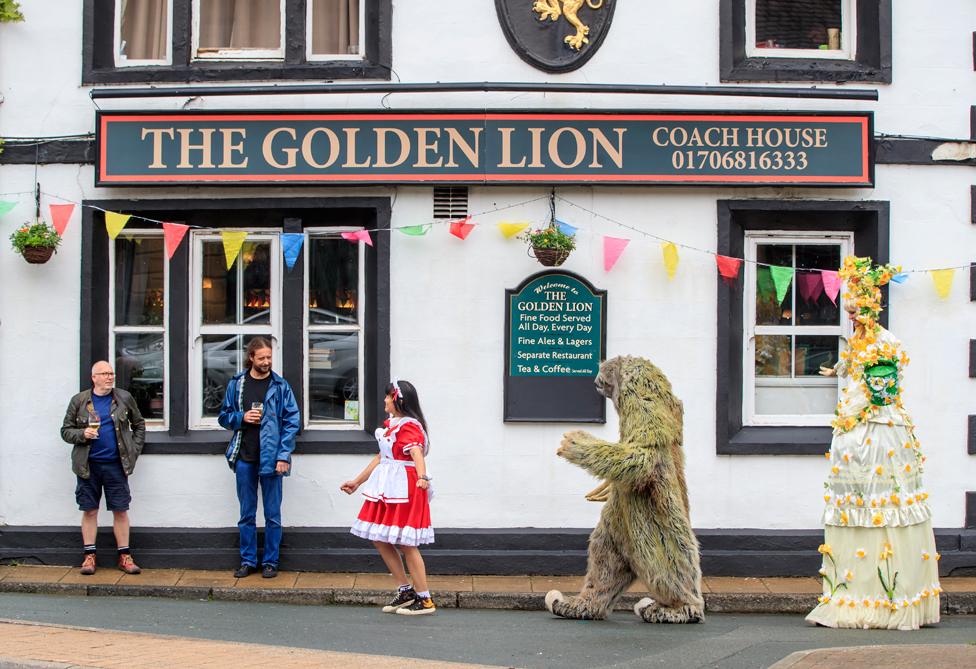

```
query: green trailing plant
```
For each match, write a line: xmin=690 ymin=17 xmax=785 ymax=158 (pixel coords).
xmin=520 ymin=224 xmax=576 ymax=252
xmin=10 ymin=221 xmax=61 ymax=255
xmin=0 ymin=0 xmax=24 ymax=23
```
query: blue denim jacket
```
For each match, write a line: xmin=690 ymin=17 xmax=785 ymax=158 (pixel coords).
xmin=218 ymin=370 xmax=300 ymax=476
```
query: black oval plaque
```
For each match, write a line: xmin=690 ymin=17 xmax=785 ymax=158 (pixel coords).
xmin=495 ymin=0 xmax=617 ymax=73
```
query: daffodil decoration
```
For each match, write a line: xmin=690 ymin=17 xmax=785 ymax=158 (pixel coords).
xmin=831 ymin=256 xmax=905 ymax=433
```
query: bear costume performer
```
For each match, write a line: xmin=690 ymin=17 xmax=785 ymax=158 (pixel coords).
xmin=545 ymin=356 xmax=705 ymax=623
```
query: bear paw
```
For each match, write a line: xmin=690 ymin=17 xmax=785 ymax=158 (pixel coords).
xmin=545 ymin=590 xmax=565 ymax=614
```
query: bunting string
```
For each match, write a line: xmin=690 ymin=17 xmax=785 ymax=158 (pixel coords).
xmin=0 ymin=190 xmax=970 ymax=291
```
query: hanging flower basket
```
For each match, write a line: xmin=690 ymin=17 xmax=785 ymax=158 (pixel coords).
xmin=521 ymin=224 xmax=576 ymax=268
xmin=22 ymin=245 xmax=56 ymax=264
xmin=9 ymin=221 xmax=61 ymax=264
xmin=529 ymin=246 xmax=570 ymax=267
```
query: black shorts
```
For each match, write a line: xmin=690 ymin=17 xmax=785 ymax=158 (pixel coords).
xmin=75 ymin=459 xmax=131 ymax=512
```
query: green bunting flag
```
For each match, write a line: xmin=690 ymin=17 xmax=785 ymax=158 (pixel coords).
xmin=399 ymin=224 xmax=431 ymax=236
xmin=769 ymin=265 xmax=795 ymax=305
xmin=0 ymin=200 xmax=17 ymax=217
xmin=756 ymin=267 xmax=775 ymax=302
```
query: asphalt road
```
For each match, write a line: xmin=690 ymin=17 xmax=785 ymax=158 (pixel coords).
xmin=0 ymin=594 xmax=974 ymax=669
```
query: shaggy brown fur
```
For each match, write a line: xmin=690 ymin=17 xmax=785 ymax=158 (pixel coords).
xmin=546 ymin=356 xmax=704 ymax=623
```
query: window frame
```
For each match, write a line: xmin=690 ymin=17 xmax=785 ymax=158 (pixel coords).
xmin=744 ymin=0 xmax=855 ymax=61
xmin=742 ymin=232 xmax=853 ymax=427
xmin=191 ymin=0 xmax=286 ymax=61
xmin=189 ymin=230 xmax=282 ymax=429
xmin=303 ymin=227 xmax=366 ymax=430
xmin=84 ymin=0 xmax=392 ymax=84
xmin=109 ymin=229 xmax=169 ymax=430
xmin=720 ymin=0 xmax=892 ymax=83
xmin=114 ymin=0 xmax=174 ymax=67
xmin=80 ymin=197 xmax=389 ymax=455
xmin=306 ymin=0 xmax=365 ymax=61
xmin=715 ymin=199 xmax=889 ymax=456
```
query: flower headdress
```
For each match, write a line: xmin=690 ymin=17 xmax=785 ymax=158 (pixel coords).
xmin=838 ymin=255 xmax=900 ymax=329
xmin=832 ymin=256 xmax=909 ymax=433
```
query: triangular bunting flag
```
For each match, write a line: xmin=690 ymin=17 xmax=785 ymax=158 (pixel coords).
xmin=797 ymin=271 xmax=824 ymax=304
xmin=281 ymin=233 xmax=305 ymax=270
xmin=554 ymin=219 xmax=577 ymax=236
xmin=498 ymin=222 xmax=529 ymax=239
xmin=104 ymin=211 xmax=132 ymax=240
xmin=930 ymin=269 xmax=954 ymax=299
xmin=399 ymin=224 xmax=430 ymax=236
xmin=769 ymin=265 xmax=795 ymax=305
xmin=890 ymin=272 xmax=909 ymax=284
xmin=603 ymin=236 xmax=629 ymax=272
xmin=449 ymin=217 xmax=475 ymax=240
xmin=162 ymin=222 xmax=189 ymax=260
xmin=49 ymin=203 xmax=75 ymax=236
xmin=340 ymin=230 xmax=373 ymax=246
xmin=221 ymin=230 xmax=249 ymax=270
xmin=821 ymin=270 xmax=842 ymax=305
xmin=716 ymin=255 xmax=742 ymax=285
xmin=661 ymin=242 xmax=679 ymax=279
xmin=0 ymin=200 xmax=16 ymax=217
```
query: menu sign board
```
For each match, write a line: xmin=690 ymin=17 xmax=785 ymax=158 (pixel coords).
xmin=504 ymin=271 xmax=607 ymax=422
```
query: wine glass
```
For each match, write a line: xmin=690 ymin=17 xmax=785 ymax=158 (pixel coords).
xmin=88 ymin=411 xmax=101 ymax=433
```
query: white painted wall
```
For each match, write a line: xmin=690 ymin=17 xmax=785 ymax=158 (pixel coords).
xmin=1 ymin=1 xmax=974 ymax=531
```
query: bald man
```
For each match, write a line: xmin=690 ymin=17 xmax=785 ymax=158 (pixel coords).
xmin=60 ymin=361 xmax=145 ymax=575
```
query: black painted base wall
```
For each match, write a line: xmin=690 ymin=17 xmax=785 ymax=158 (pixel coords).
xmin=2 ymin=527 xmax=975 ymax=577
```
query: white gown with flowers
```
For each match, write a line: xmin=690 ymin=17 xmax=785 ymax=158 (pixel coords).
xmin=806 ymin=327 xmax=941 ymax=629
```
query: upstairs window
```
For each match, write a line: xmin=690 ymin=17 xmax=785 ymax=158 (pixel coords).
xmin=309 ymin=0 xmax=362 ymax=58
xmin=720 ymin=0 xmax=891 ymax=83
xmin=87 ymin=0 xmax=389 ymax=84
xmin=116 ymin=0 xmax=172 ymax=66
xmin=748 ymin=0 xmax=854 ymax=60
xmin=193 ymin=0 xmax=285 ymax=60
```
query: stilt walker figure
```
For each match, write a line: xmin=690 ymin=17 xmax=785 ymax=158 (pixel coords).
xmin=807 ymin=256 xmax=940 ymax=629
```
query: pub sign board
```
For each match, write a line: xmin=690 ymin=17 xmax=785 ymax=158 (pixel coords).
xmin=504 ymin=270 xmax=607 ymax=423
xmin=96 ymin=110 xmax=874 ymax=187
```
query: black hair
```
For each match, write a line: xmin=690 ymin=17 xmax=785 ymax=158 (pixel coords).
xmin=386 ymin=380 xmax=429 ymax=435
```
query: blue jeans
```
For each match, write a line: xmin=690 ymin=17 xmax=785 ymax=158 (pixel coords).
xmin=235 ymin=460 xmax=283 ymax=567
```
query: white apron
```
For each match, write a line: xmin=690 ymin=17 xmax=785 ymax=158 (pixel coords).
xmin=359 ymin=418 xmax=433 ymax=503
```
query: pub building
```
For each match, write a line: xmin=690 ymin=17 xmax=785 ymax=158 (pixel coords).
xmin=0 ymin=1 xmax=974 ymax=577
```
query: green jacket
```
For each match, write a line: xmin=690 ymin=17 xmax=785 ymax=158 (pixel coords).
xmin=60 ymin=388 xmax=146 ymax=478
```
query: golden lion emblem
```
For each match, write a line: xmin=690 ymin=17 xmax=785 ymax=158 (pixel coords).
xmin=533 ymin=0 xmax=605 ymax=51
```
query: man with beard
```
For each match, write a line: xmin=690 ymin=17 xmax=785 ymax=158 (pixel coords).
xmin=218 ymin=337 xmax=300 ymax=579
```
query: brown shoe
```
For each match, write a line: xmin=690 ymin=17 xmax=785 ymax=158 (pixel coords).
xmin=80 ymin=553 xmax=96 ymax=576
xmin=118 ymin=554 xmax=141 ymax=574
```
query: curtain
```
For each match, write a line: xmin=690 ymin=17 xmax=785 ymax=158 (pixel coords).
xmin=198 ymin=0 xmax=282 ymax=51
xmin=120 ymin=0 xmax=168 ymax=60
xmin=311 ymin=0 xmax=359 ymax=55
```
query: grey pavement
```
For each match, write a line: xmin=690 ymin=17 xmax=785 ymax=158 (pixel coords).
xmin=0 ymin=593 xmax=974 ymax=669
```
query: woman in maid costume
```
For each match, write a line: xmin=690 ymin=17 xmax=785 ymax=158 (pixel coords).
xmin=341 ymin=379 xmax=436 ymax=615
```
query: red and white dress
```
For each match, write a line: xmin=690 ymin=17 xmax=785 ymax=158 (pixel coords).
xmin=350 ymin=417 xmax=434 ymax=546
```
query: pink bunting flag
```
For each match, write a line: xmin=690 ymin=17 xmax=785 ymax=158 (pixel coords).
xmin=715 ymin=255 xmax=742 ymax=285
xmin=797 ymin=272 xmax=824 ymax=304
xmin=340 ymin=230 xmax=373 ymax=246
xmin=449 ymin=217 xmax=475 ymax=240
xmin=820 ymin=270 xmax=842 ymax=305
xmin=603 ymin=236 xmax=629 ymax=272
xmin=162 ymin=222 xmax=189 ymax=260
xmin=48 ymin=203 xmax=75 ymax=236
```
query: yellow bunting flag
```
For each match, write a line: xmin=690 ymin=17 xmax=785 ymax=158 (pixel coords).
xmin=661 ymin=242 xmax=679 ymax=279
xmin=929 ymin=269 xmax=954 ymax=299
xmin=497 ymin=222 xmax=529 ymax=239
xmin=104 ymin=212 xmax=132 ymax=240
xmin=221 ymin=231 xmax=249 ymax=270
